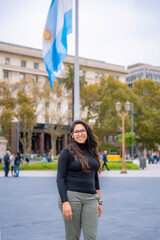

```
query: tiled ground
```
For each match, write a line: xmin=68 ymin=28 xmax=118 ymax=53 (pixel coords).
xmin=0 ymin=177 xmax=160 ymax=240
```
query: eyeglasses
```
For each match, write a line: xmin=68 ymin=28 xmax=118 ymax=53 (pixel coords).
xmin=73 ymin=129 xmax=86 ymax=135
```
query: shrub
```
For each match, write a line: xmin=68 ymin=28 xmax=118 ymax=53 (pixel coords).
xmin=98 ymin=142 xmax=119 ymax=152
xmin=101 ymin=161 xmax=139 ymax=170
xmin=0 ymin=161 xmax=139 ymax=171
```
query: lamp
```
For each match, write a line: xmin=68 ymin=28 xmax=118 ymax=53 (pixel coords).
xmin=115 ymin=101 xmax=121 ymax=112
xmin=125 ymin=101 xmax=131 ymax=112
xmin=115 ymin=101 xmax=130 ymax=174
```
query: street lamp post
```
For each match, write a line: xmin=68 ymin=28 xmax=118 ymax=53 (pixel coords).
xmin=115 ymin=101 xmax=131 ymax=174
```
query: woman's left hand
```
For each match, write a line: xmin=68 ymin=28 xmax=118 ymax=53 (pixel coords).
xmin=98 ymin=204 xmax=102 ymax=217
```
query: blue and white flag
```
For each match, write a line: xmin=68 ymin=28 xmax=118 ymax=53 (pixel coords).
xmin=43 ymin=0 xmax=72 ymax=89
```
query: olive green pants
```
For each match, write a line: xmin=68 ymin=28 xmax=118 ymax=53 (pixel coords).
xmin=58 ymin=191 xmax=100 ymax=240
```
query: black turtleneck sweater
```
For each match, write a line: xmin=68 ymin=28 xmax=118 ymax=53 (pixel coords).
xmin=56 ymin=144 xmax=100 ymax=203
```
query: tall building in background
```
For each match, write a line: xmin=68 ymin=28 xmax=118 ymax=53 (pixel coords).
xmin=126 ymin=63 xmax=160 ymax=88
xmin=0 ymin=42 xmax=127 ymax=154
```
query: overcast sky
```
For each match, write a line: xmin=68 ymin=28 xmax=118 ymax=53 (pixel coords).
xmin=0 ymin=0 xmax=160 ymax=67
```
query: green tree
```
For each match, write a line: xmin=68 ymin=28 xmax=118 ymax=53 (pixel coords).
xmin=40 ymin=81 xmax=66 ymax=155
xmin=80 ymin=82 xmax=100 ymax=120
xmin=0 ymin=82 xmax=15 ymax=141
xmin=118 ymin=132 xmax=136 ymax=147
xmin=60 ymin=65 xmax=86 ymax=121
xmin=132 ymin=79 xmax=160 ymax=151
xmin=0 ymin=108 xmax=14 ymax=140
xmin=94 ymin=76 xmax=138 ymax=144
xmin=0 ymin=81 xmax=15 ymax=109
xmin=98 ymin=142 xmax=119 ymax=152
xmin=81 ymin=75 xmax=140 ymax=149
xmin=16 ymin=90 xmax=36 ymax=154
xmin=82 ymin=76 xmax=160 ymax=152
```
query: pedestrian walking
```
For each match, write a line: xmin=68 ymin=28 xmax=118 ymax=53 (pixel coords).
xmin=47 ymin=152 xmax=51 ymax=162
xmin=147 ymin=151 xmax=152 ymax=164
xmin=14 ymin=152 xmax=21 ymax=177
xmin=57 ymin=120 xmax=102 ymax=240
xmin=4 ymin=151 xmax=10 ymax=177
xmin=102 ymin=150 xmax=110 ymax=171
xmin=10 ymin=153 xmax=15 ymax=176
xmin=26 ymin=155 xmax=30 ymax=163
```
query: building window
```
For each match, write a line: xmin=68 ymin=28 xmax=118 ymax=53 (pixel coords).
xmin=69 ymin=104 xmax=72 ymax=110
xmin=68 ymin=118 xmax=72 ymax=125
xmin=34 ymin=63 xmax=39 ymax=69
xmin=82 ymin=70 xmax=86 ymax=76
xmin=152 ymin=74 xmax=155 ymax=80
xmin=115 ymin=76 xmax=119 ymax=80
xmin=113 ymin=136 xmax=117 ymax=142
xmin=128 ymin=83 xmax=132 ymax=88
xmin=45 ymin=77 xmax=49 ymax=82
xmin=140 ymin=72 xmax=143 ymax=78
xmin=146 ymin=72 xmax=151 ymax=79
xmin=99 ymin=73 xmax=103 ymax=78
xmin=95 ymin=73 xmax=98 ymax=79
xmin=4 ymin=71 xmax=8 ymax=79
xmin=45 ymin=117 xmax=49 ymax=124
xmin=20 ymin=74 xmax=25 ymax=81
xmin=33 ymin=76 xmax=38 ymax=82
xmin=45 ymin=102 xmax=49 ymax=108
xmin=21 ymin=60 xmax=26 ymax=67
xmin=57 ymin=102 xmax=61 ymax=109
xmin=5 ymin=58 xmax=9 ymax=65
xmin=33 ymin=100 xmax=37 ymax=107
xmin=108 ymin=135 xmax=113 ymax=142
xmin=57 ymin=116 xmax=61 ymax=122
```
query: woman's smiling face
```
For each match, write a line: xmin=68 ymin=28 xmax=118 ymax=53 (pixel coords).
xmin=72 ymin=124 xmax=87 ymax=144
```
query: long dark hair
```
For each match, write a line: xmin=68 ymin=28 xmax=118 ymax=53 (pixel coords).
xmin=68 ymin=120 xmax=101 ymax=173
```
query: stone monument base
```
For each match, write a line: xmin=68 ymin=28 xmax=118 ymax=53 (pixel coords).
xmin=0 ymin=136 xmax=8 ymax=163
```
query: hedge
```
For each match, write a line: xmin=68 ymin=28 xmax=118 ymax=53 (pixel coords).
xmin=0 ymin=161 xmax=139 ymax=171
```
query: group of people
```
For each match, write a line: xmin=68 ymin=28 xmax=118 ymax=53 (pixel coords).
xmin=4 ymin=151 xmax=21 ymax=177
xmin=147 ymin=151 xmax=160 ymax=164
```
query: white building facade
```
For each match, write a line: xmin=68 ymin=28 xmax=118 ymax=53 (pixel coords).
xmin=0 ymin=42 xmax=127 ymax=154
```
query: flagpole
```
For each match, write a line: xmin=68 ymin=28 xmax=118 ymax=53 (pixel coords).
xmin=74 ymin=0 xmax=80 ymax=120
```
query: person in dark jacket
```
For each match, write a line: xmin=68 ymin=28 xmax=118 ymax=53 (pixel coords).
xmin=102 ymin=150 xmax=110 ymax=171
xmin=4 ymin=151 xmax=10 ymax=177
xmin=57 ymin=120 xmax=102 ymax=240
xmin=14 ymin=152 xmax=21 ymax=177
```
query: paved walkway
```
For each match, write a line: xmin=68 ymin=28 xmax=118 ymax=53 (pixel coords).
xmin=0 ymin=176 xmax=160 ymax=240
xmin=1 ymin=160 xmax=160 ymax=178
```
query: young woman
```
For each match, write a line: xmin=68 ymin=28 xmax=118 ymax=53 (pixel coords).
xmin=57 ymin=120 xmax=102 ymax=240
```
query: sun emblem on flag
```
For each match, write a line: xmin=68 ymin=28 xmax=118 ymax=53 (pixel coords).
xmin=44 ymin=30 xmax=52 ymax=40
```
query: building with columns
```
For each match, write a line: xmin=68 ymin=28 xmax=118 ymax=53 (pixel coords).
xmin=0 ymin=42 xmax=127 ymax=155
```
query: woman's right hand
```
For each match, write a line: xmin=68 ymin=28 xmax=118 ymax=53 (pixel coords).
xmin=62 ymin=201 xmax=73 ymax=220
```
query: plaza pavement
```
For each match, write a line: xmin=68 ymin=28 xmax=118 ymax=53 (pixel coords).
xmin=0 ymin=161 xmax=160 ymax=240
xmin=1 ymin=160 xmax=160 ymax=178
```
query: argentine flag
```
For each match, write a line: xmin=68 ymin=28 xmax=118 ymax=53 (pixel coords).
xmin=43 ymin=0 xmax=72 ymax=89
